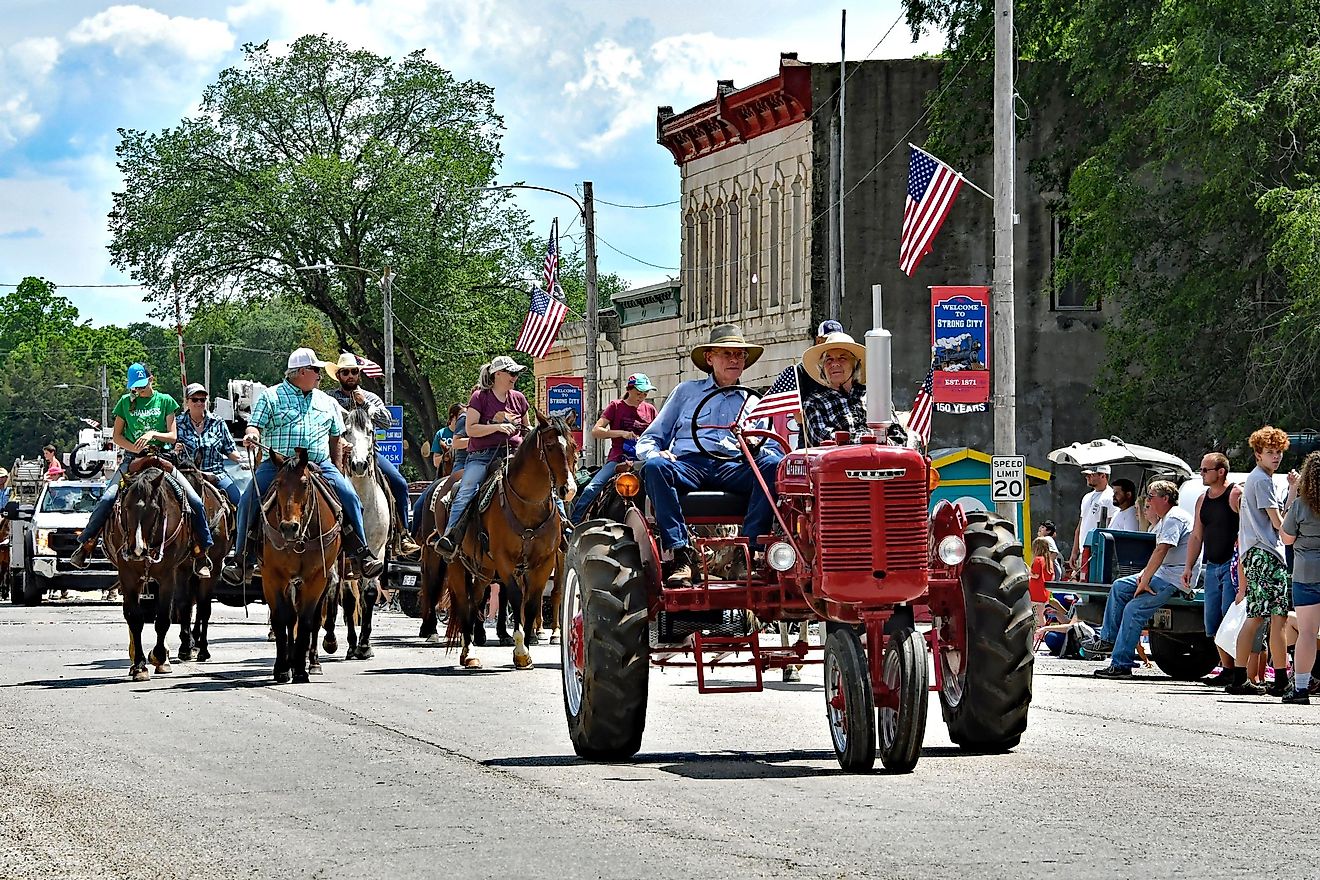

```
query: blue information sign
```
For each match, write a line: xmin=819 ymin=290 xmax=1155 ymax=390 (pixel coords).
xmin=374 ymin=405 xmax=404 ymax=466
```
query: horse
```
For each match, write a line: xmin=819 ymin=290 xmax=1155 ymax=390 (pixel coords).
xmin=321 ymin=406 xmax=388 ymax=661
xmin=174 ymin=459 xmax=235 ymax=663
xmin=439 ymin=412 xmax=576 ymax=669
xmin=417 ymin=473 xmax=507 ymax=648
xmin=102 ymin=456 xmax=195 ymax=682
xmin=261 ymin=448 xmax=342 ymax=684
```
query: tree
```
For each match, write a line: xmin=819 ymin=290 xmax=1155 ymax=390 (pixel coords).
xmin=903 ymin=0 xmax=1320 ymax=459
xmin=109 ymin=35 xmax=540 ymax=474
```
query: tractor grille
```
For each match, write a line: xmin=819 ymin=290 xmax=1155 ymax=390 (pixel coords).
xmin=817 ymin=481 xmax=873 ymax=571
xmin=883 ymin=481 xmax=928 ymax=571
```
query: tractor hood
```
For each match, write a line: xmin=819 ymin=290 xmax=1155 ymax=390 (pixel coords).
xmin=1047 ymin=437 xmax=1193 ymax=480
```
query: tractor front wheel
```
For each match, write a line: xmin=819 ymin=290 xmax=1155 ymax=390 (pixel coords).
xmin=938 ymin=511 xmax=1033 ymax=752
xmin=824 ymin=627 xmax=876 ymax=773
xmin=561 ymin=521 xmax=649 ymax=760
xmin=878 ymin=627 xmax=928 ymax=773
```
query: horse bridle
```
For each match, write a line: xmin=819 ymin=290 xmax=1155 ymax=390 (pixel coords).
xmin=261 ymin=462 xmax=341 ymax=553
xmin=112 ymin=468 xmax=185 ymax=567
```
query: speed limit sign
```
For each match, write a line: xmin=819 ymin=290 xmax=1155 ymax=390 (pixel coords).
xmin=991 ymin=455 xmax=1026 ymax=503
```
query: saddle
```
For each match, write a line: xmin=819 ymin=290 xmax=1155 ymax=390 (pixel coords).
xmin=126 ymin=453 xmax=175 ymax=476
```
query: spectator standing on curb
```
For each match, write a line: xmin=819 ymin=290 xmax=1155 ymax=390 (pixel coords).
xmin=1038 ymin=521 xmax=1065 ymax=579
xmin=431 ymin=404 xmax=461 ymax=471
xmin=1110 ymin=479 xmax=1140 ymax=531
xmin=1280 ymin=450 xmax=1320 ymax=704
xmin=1085 ymin=480 xmax=1198 ymax=678
xmin=1184 ymin=453 xmax=1243 ymax=686
xmin=42 ymin=445 xmax=63 ymax=482
xmin=1228 ymin=427 xmax=1298 ymax=696
xmin=1070 ymin=465 xmax=1115 ymax=579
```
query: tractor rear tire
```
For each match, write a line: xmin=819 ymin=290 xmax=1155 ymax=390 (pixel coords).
xmin=1149 ymin=633 xmax=1219 ymax=681
xmin=878 ymin=627 xmax=928 ymax=773
xmin=938 ymin=511 xmax=1033 ymax=752
xmin=824 ymin=627 xmax=876 ymax=773
xmin=562 ymin=521 xmax=649 ymax=761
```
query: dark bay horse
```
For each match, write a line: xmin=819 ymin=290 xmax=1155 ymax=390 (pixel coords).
xmin=262 ymin=449 xmax=342 ymax=684
xmin=102 ymin=456 xmax=194 ymax=681
xmin=175 ymin=463 xmax=234 ymax=663
xmin=440 ymin=412 xmax=576 ymax=669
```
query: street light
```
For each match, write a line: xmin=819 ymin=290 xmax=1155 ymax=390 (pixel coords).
xmin=295 ymin=261 xmax=396 ymax=406
xmin=485 ymin=181 xmax=600 ymax=467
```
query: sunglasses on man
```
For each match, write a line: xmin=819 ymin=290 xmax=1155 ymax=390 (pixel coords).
xmin=338 ymin=368 xmax=360 ymax=376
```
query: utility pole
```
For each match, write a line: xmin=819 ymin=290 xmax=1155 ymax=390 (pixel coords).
xmin=98 ymin=365 xmax=108 ymax=435
xmin=583 ymin=181 xmax=599 ymax=469
xmin=203 ymin=344 xmax=212 ymax=399
xmin=992 ymin=0 xmax=1018 ymax=527
xmin=837 ymin=8 xmax=846 ymax=319
xmin=381 ymin=266 xmax=395 ymax=407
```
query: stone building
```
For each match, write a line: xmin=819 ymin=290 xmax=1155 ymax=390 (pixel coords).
xmin=535 ymin=54 xmax=1110 ymax=530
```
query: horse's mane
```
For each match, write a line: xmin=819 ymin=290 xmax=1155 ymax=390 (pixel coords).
xmin=344 ymin=405 xmax=373 ymax=434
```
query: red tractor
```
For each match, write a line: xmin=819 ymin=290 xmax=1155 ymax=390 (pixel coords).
xmin=559 ymin=314 xmax=1033 ymax=773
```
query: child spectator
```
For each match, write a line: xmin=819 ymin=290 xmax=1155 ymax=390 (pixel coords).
xmin=1280 ymin=450 xmax=1320 ymax=703
xmin=1030 ymin=537 xmax=1054 ymax=627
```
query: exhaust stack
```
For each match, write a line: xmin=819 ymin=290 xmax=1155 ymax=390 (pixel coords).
xmin=865 ymin=283 xmax=894 ymax=431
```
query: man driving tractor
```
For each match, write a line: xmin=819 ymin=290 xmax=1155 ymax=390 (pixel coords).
xmin=636 ymin=324 xmax=784 ymax=587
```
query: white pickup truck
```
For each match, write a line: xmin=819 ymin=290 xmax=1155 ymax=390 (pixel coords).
xmin=3 ymin=479 xmax=117 ymax=604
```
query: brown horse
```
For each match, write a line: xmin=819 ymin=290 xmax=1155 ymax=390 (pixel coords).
xmin=102 ymin=456 xmax=194 ymax=682
xmin=261 ymin=448 xmax=342 ymax=684
xmin=439 ymin=412 xmax=576 ymax=669
xmin=174 ymin=463 xmax=234 ymax=663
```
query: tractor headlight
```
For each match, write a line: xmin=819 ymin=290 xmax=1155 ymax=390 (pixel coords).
xmin=767 ymin=541 xmax=798 ymax=572
xmin=614 ymin=472 xmax=641 ymax=498
xmin=937 ymin=535 xmax=967 ymax=566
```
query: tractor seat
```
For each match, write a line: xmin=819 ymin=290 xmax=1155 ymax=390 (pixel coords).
xmin=679 ymin=490 xmax=748 ymax=521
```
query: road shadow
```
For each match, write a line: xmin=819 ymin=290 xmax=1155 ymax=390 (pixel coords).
xmin=361 ymin=665 xmax=502 ymax=677
xmin=3 ymin=675 xmax=124 ymax=690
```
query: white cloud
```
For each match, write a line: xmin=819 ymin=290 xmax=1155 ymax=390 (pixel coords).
xmin=10 ymin=37 xmax=61 ymax=82
xmin=0 ymin=37 xmax=63 ymax=147
xmin=68 ymin=5 xmax=234 ymax=63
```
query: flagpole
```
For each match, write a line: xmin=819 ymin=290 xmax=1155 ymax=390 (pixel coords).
xmin=583 ymin=181 xmax=599 ymax=470
xmin=992 ymin=0 xmax=1019 ymax=528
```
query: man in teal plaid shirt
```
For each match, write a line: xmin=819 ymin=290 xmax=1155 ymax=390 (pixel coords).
xmin=222 ymin=348 xmax=383 ymax=583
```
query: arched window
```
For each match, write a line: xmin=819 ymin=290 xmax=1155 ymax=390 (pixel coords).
xmin=747 ymin=193 xmax=761 ymax=312
xmin=728 ymin=196 xmax=741 ymax=315
xmin=713 ymin=201 xmax=725 ymax=318
xmin=791 ymin=178 xmax=804 ymax=305
xmin=768 ymin=185 xmax=782 ymax=309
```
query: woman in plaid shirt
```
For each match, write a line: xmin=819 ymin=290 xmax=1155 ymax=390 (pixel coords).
xmin=175 ymin=382 xmax=248 ymax=506
xmin=800 ymin=330 xmax=868 ymax=446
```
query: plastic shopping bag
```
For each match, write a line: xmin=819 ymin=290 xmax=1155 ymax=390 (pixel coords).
xmin=1214 ymin=598 xmax=1248 ymax=656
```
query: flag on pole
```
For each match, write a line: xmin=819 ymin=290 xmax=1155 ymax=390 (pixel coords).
xmin=745 ymin=365 xmax=801 ymax=422
xmin=515 ymin=286 xmax=569 ymax=358
xmin=907 ymin=358 xmax=936 ymax=445
xmin=352 ymin=353 xmax=384 ymax=378
xmin=543 ymin=220 xmax=559 ymax=294
xmin=900 ymin=145 xmax=965 ymax=277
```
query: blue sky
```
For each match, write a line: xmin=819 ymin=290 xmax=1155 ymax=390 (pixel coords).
xmin=0 ymin=0 xmax=942 ymax=326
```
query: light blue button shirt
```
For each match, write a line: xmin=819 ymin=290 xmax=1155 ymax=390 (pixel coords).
xmin=635 ymin=376 xmax=760 ymax=461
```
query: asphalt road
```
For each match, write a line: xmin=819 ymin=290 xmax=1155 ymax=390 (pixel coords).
xmin=0 ymin=599 xmax=1315 ymax=880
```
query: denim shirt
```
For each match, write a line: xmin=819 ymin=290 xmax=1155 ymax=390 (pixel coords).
xmin=635 ymin=376 xmax=758 ymax=461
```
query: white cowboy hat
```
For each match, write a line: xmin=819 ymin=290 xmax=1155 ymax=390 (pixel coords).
xmin=802 ymin=331 xmax=867 ymax=384
xmin=334 ymin=352 xmax=367 ymax=372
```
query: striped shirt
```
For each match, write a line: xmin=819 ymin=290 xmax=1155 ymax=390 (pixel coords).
xmin=176 ymin=412 xmax=236 ymax=474
xmin=249 ymin=381 xmax=344 ymax=463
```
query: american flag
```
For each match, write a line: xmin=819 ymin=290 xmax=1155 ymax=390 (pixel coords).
xmin=515 ymin=286 xmax=568 ymax=358
xmin=907 ymin=358 xmax=936 ymax=445
xmin=745 ymin=365 xmax=801 ymax=422
xmin=900 ymin=145 xmax=965 ymax=277
xmin=543 ymin=220 xmax=559 ymax=294
xmin=353 ymin=354 xmax=384 ymax=378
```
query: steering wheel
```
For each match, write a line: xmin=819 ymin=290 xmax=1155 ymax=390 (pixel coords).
xmin=689 ymin=384 xmax=790 ymax=462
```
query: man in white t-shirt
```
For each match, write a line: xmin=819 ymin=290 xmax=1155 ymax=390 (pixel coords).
xmin=1070 ymin=465 xmax=1116 ymax=579
xmin=1110 ymin=478 xmax=1140 ymax=532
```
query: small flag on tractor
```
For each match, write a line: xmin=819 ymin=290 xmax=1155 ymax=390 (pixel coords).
xmin=745 ymin=365 xmax=801 ymax=422
xmin=900 ymin=145 xmax=965 ymax=277
xmin=907 ymin=357 xmax=936 ymax=445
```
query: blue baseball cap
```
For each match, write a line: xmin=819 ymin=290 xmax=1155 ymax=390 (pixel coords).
xmin=126 ymin=363 xmax=150 ymax=390
xmin=626 ymin=373 xmax=654 ymax=392
xmin=817 ymin=319 xmax=844 ymax=338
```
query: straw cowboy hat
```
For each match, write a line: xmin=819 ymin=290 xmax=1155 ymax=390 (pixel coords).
xmin=802 ymin=331 xmax=867 ymax=384
xmin=690 ymin=323 xmax=764 ymax=373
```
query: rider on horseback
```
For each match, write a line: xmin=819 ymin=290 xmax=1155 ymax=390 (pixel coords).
xmin=175 ymin=382 xmax=248 ymax=507
xmin=328 ymin=352 xmax=421 ymax=557
xmin=435 ymin=356 xmax=531 ymax=561
xmin=69 ymin=363 xmax=214 ymax=576
xmin=221 ymin=349 xmax=385 ymax=584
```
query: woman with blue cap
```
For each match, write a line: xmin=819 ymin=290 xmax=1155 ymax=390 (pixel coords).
xmin=570 ymin=372 xmax=658 ymax=523
xmin=69 ymin=363 xmax=213 ymax=575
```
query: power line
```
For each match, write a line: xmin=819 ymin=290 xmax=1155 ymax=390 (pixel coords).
xmin=595 ymin=197 xmax=681 ymax=209
xmin=0 ymin=282 xmax=147 ymax=289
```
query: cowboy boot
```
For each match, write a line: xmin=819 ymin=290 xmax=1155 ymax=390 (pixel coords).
xmin=68 ymin=540 xmax=95 ymax=570
xmin=194 ymin=548 xmax=213 ymax=579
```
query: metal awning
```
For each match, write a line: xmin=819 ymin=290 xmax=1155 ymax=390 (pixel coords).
xmin=1046 ymin=437 xmax=1193 ymax=479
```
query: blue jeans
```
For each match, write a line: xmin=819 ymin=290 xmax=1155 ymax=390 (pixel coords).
xmin=215 ymin=473 xmax=242 ymax=508
xmin=640 ymin=451 xmax=783 ymax=551
xmin=571 ymin=459 xmax=619 ymax=523
xmin=1101 ymin=573 xmax=1180 ymax=670
xmin=1203 ymin=560 xmax=1236 ymax=636
xmin=443 ymin=448 xmax=498 ymax=533
xmin=234 ymin=459 xmax=367 ymax=556
xmin=80 ymin=459 xmax=212 ymax=549
xmin=376 ymin=452 xmax=411 ymax=530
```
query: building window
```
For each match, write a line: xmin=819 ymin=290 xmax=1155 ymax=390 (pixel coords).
xmin=791 ymin=178 xmax=804 ymax=305
xmin=698 ymin=206 xmax=711 ymax=320
xmin=769 ymin=186 xmax=782 ymax=309
xmin=1051 ymin=214 xmax=1098 ymax=311
xmin=713 ymin=202 xmax=725 ymax=318
xmin=728 ymin=197 xmax=741 ymax=315
xmin=747 ymin=194 xmax=760 ymax=312
xmin=683 ymin=211 xmax=696 ymax=321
